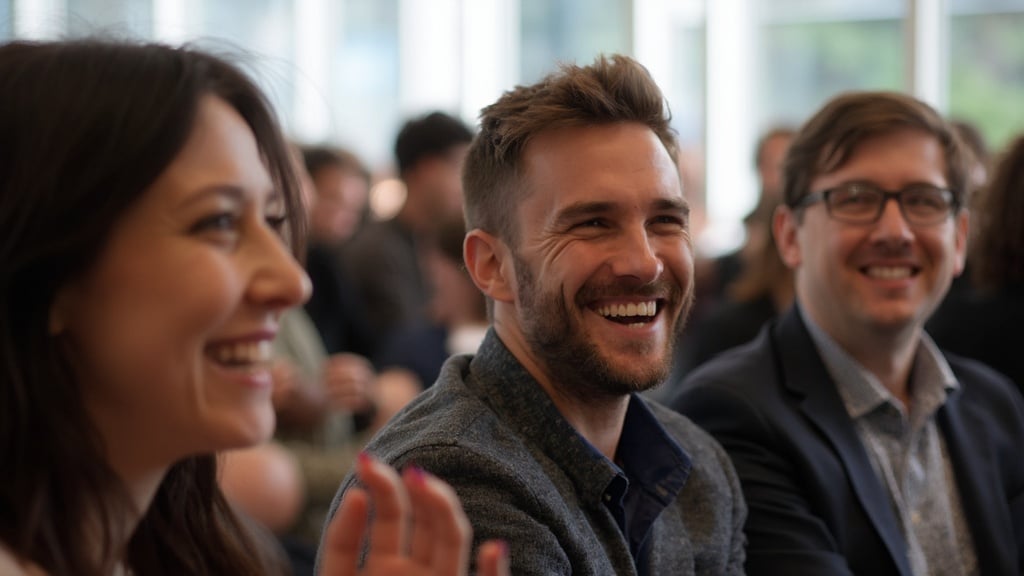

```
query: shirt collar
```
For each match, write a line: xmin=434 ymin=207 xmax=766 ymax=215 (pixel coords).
xmin=799 ymin=304 xmax=958 ymax=421
xmin=616 ymin=396 xmax=692 ymax=504
xmin=467 ymin=329 xmax=691 ymax=505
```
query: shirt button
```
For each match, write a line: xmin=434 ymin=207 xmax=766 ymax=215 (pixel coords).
xmin=603 ymin=494 xmax=611 ymax=502
xmin=911 ymin=511 xmax=922 ymax=525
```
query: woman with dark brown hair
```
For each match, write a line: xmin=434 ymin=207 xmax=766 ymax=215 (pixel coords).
xmin=0 ymin=39 xmax=506 ymax=576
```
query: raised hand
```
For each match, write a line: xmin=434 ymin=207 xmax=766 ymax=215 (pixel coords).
xmin=320 ymin=453 xmax=509 ymax=576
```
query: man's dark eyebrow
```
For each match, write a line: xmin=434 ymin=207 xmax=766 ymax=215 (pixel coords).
xmin=552 ymin=197 xmax=690 ymax=227
xmin=652 ymin=197 xmax=690 ymax=215
xmin=552 ymin=201 xmax=616 ymax=226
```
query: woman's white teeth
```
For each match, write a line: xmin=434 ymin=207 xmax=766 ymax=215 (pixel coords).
xmin=211 ymin=340 xmax=272 ymax=366
xmin=867 ymin=266 xmax=912 ymax=279
xmin=597 ymin=300 xmax=657 ymax=318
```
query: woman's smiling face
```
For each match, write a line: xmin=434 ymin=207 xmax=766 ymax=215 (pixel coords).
xmin=52 ymin=95 xmax=310 ymax=469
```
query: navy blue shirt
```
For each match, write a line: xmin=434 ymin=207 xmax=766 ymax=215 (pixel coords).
xmin=585 ymin=394 xmax=692 ymax=576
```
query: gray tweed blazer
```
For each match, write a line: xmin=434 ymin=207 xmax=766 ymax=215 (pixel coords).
xmin=321 ymin=330 xmax=746 ymax=575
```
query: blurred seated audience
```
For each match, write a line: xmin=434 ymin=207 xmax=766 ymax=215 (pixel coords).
xmin=938 ymin=119 xmax=992 ymax=302
xmin=669 ymin=202 xmax=794 ymax=383
xmin=374 ymin=216 xmax=488 ymax=391
xmin=342 ymin=112 xmax=474 ymax=345
xmin=269 ymin=149 xmax=385 ymax=551
xmin=695 ymin=127 xmax=795 ymax=308
xmin=951 ymin=119 xmax=991 ymax=196
xmin=302 ymin=145 xmax=380 ymax=358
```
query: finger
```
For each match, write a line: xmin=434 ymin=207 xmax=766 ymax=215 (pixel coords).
xmin=319 ymin=487 xmax=370 ymax=576
xmin=357 ymin=452 xmax=411 ymax=557
xmin=403 ymin=466 xmax=436 ymax=567
xmin=476 ymin=540 xmax=510 ymax=576
xmin=418 ymin=472 xmax=472 ymax=575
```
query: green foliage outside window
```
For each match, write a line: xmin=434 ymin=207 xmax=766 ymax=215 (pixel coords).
xmin=949 ymin=11 xmax=1024 ymax=152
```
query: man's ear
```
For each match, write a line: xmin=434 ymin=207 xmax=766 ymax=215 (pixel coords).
xmin=952 ymin=208 xmax=970 ymax=277
xmin=773 ymin=205 xmax=802 ymax=269
xmin=464 ymin=229 xmax=515 ymax=303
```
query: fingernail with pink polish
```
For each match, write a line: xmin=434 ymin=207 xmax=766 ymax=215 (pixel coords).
xmin=406 ymin=464 xmax=426 ymax=485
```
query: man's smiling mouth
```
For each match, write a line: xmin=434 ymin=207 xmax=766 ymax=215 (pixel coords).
xmin=594 ymin=299 xmax=661 ymax=326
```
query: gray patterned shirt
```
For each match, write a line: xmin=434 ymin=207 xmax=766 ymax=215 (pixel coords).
xmin=803 ymin=310 xmax=978 ymax=576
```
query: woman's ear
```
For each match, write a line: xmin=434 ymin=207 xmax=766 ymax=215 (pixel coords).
xmin=463 ymin=229 xmax=515 ymax=303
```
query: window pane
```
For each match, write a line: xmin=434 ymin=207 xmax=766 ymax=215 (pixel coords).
xmin=187 ymin=0 xmax=296 ymax=132
xmin=949 ymin=1 xmax=1024 ymax=151
xmin=1 ymin=0 xmax=10 ymax=40
xmin=520 ymin=0 xmax=632 ymax=82
xmin=330 ymin=0 xmax=399 ymax=167
xmin=757 ymin=1 xmax=903 ymax=130
xmin=758 ymin=8 xmax=904 ymax=129
xmin=671 ymin=24 xmax=705 ymax=145
xmin=66 ymin=0 xmax=151 ymax=38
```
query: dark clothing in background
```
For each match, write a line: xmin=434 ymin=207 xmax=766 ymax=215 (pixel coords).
xmin=303 ymin=242 xmax=379 ymax=357
xmin=342 ymin=218 xmax=430 ymax=345
xmin=927 ymin=280 xmax=1024 ymax=394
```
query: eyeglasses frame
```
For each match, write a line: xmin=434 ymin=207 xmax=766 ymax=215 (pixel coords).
xmin=789 ymin=183 xmax=960 ymax=226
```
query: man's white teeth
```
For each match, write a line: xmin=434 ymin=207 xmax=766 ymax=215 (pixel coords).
xmin=866 ymin=266 xmax=912 ymax=280
xmin=211 ymin=341 xmax=272 ymax=365
xmin=597 ymin=300 xmax=657 ymax=318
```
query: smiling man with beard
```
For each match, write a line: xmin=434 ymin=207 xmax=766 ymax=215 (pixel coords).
xmin=320 ymin=55 xmax=746 ymax=576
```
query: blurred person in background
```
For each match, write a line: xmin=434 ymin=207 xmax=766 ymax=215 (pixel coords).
xmin=931 ymin=119 xmax=992 ymax=305
xmin=374 ymin=215 xmax=490 ymax=391
xmin=669 ymin=204 xmax=794 ymax=383
xmin=302 ymin=145 xmax=379 ymax=358
xmin=343 ymin=112 xmax=474 ymax=343
xmin=695 ymin=127 xmax=796 ymax=307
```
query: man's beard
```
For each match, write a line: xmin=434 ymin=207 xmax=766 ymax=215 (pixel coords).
xmin=513 ymin=253 xmax=693 ymax=401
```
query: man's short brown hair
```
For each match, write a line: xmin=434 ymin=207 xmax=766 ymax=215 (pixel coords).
xmin=463 ymin=54 xmax=678 ymax=244
xmin=783 ymin=91 xmax=970 ymax=212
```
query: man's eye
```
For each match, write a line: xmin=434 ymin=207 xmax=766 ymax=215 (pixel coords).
xmin=652 ymin=215 xmax=686 ymax=227
xmin=904 ymin=191 xmax=946 ymax=209
xmin=834 ymin=189 xmax=877 ymax=206
xmin=574 ymin=218 xmax=606 ymax=229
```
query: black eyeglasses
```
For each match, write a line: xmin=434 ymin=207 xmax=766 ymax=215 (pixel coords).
xmin=792 ymin=182 xmax=958 ymax=226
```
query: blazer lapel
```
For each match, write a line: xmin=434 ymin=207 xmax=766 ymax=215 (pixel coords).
xmin=937 ymin=388 xmax=1012 ymax=574
xmin=772 ymin=308 xmax=914 ymax=576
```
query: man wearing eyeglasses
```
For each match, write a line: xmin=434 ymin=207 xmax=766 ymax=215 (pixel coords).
xmin=671 ymin=91 xmax=1024 ymax=576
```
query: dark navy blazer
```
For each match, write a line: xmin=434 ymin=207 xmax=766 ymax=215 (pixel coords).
xmin=671 ymin=306 xmax=1024 ymax=576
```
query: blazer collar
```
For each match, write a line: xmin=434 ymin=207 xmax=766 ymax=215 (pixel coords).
xmin=771 ymin=306 xmax=914 ymax=576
